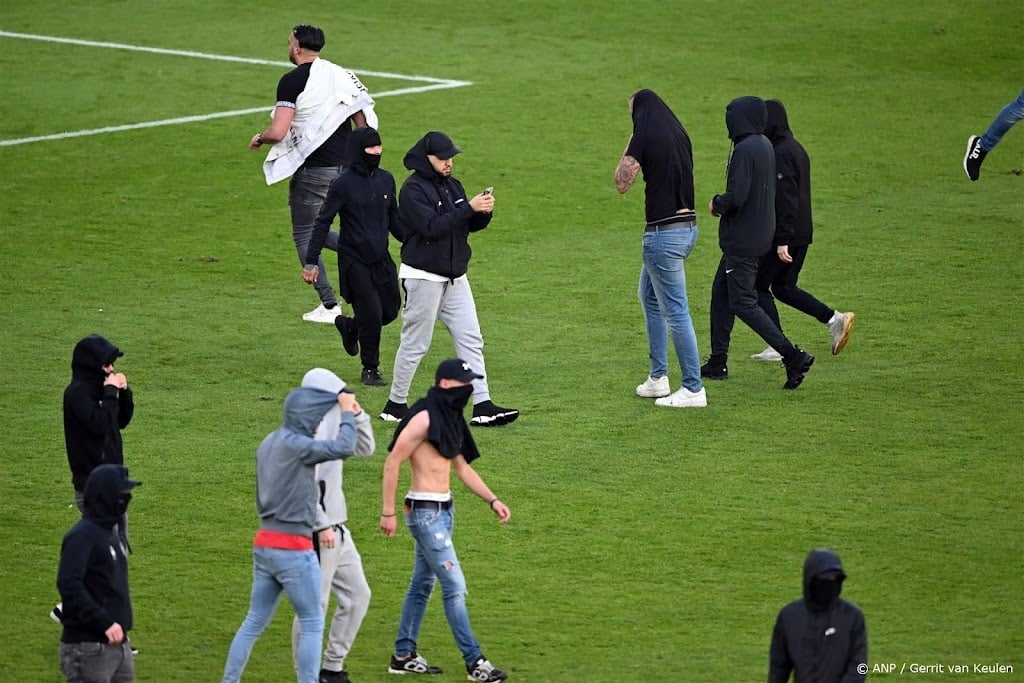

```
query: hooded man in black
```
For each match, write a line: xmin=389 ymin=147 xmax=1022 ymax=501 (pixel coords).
xmin=379 ymin=131 xmax=518 ymax=428
xmin=305 ymin=126 xmax=403 ymax=386
xmin=706 ymin=96 xmax=814 ymax=389
xmin=57 ymin=464 xmax=141 ymax=682
xmin=751 ymin=100 xmax=855 ymax=361
xmin=769 ymin=548 xmax=867 ymax=683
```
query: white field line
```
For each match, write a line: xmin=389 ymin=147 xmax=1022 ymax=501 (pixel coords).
xmin=0 ymin=30 xmax=472 ymax=147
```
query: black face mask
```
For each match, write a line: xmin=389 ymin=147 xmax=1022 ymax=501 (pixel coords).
xmin=363 ymin=152 xmax=381 ymax=170
xmin=810 ymin=577 xmax=843 ymax=604
xmin=437 ymin=385 xmax=473 ymax=412
xmin=117 ymin=492 xmax=133 ymax=515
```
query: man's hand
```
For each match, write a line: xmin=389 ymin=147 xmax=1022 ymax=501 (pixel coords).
xmin=708 ymin=199 xmax=720 ymax=218
xmin=338 ymin=392 xmax=357 ymax=413
xmin=248 ymin=133 xmax=263 ymax=150
xmin=468 ymin=192 xmax=495 ymax=214
xmin=380 ymin=514 xmax=397 ymax=537
xmin=491 ymin=499 xmax=511 ymax=524
xmin=105 ymin=622 xmax=125 ymax=645
xmin=104 ymin=373 xmax=128 ymax=390
xmin=302 ymin=264 xmax=319 ymax=284
xmin=318 ymin=527 xmax=336 ymax=549
xmin=776 ymin=245 xmax=793 ymax=263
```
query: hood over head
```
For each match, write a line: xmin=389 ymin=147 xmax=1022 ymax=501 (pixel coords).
xmin=345 ymin=126 xmax=383 ymax=173
xmin=281 ymin=385 xmax=342 ymax=437
xmin=72 ymin=334 xmax=123 ymax=383
xmin=764 ymin=99 xmax=792 ymax=142
xmin=630 ymin=88 xmax=685 ymax=139
xmin=725 ymin=96 xmax=767 ymax=142
xmin=403 ymin=131 xmax=460 ymax=178
xmin=83 ymin=464 xmax=140 ymax=527
xmin=803 ymin=547 xmax=847 ymax=610
xmin=301 ymin=368 xmax=346 ymax=440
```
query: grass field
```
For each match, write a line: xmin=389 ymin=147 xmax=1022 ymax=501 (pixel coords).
xmin=1 ymin=1 xmax=1022 ymax=681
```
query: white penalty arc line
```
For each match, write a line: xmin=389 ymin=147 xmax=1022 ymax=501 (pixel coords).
xmin=0 ymin=30 xmax=472 ymax=147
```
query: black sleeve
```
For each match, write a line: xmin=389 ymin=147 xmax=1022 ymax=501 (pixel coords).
xmin=398 ymin=181 xmax=473 ymax=242
xmin=385 ymin=174 xmax=404 ymax=242
xmin=768 ymin=611 xmax=793 ymax=683
xmin=773 ymin=149 xmax=799 ymax=245
xmin=275 ymin=69 xmax=305 ymax=106
xmin=117 ymin=387 xmax=134 ymax=429
xmin=57 ymin=533 xmax=114 ymax=634
xmin=626 ymin=133 xmax=644 ymax=165
xmin=839 ymin=610 xmax=868 ymax=683
xmin=713 ymin=144 xmax=753 ymax=218
xmin=453 ymin=179 xmax=492 ymax=233
xmin=307 ymin=176 xmax=345 ymax=265
xmin=67 ymin=386 xmax=121 ymax=440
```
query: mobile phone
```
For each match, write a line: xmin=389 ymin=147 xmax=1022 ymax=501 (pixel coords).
xmin=483 ymin=186 xmax=494 ymax=195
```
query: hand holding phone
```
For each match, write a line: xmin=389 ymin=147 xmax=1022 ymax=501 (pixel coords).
xmin=483 ymin=186 xmax=494 ymax=195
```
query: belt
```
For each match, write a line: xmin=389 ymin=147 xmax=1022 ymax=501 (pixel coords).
xmin=645 ymin=219 xmax=697 ymax=233
xmin=404 ymin=498 xmax=452 ymax=510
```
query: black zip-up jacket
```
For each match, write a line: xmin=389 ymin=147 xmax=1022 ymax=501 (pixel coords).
xmin=766 ymin=100 xmax=813 ymax=248
xmin=57 ymin=464 xmax=137 ymax=643
xmin=306 ymin=126 xmax=401 ymax=268
xmin=64 ymin=335 xmax=134 ymax=493
xmin=398 ymin=134 xmax=491 ymax=279
xmin=711 ymin=96 xmax=776 ymax=257
xmin=768 ymin=549 xmax=868 ymax=683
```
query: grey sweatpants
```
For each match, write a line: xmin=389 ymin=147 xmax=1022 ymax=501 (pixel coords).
xmin=389 ymin=276 xmax=490 ymax=404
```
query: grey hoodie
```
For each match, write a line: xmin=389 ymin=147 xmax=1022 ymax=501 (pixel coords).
xmin=255 ymin=382 xmax=360 ymax=537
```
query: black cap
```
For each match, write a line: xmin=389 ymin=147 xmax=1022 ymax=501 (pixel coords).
xmin=425 ymin=131 xmax=461 ymax=160
xmin=435 ymin=358 xmax=483 ymax=384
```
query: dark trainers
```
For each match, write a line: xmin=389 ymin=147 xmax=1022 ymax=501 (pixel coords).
xmin=963 ymin=135 xmax=987 ymax=181
xmin=782 ymin=349 xmax=814 ymax=390
xmin=700 ymin=361 xmax=728 ymax=380
xmin=466 ymin=658 xmax=507 ymax=682
xmin=319 ymin=669 xmax=351 ymax=683
xmin=361 ymin=367 xmax=386 ymax=386
xmin=380 ymin=399 xmax=408 ymax=422
xmin=334 ymin=315 xmax=359 ymax=356
xmin=388 ymin=652 xmax=442 ymax=675
xmin=470 ymin=400 xmax=520 ymax=427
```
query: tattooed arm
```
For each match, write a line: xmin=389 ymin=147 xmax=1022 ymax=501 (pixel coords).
xmin=615 ymin=147 xmax=640 ymax=194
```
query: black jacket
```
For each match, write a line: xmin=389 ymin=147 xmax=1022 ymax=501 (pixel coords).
xmin=57 ymin=464 xmax=137 ymax=643
xmin=64 ymin=335 xmax=134 ymax=493
xmin=625 ymin=89 xmax=696 ymax=223
xmin=766 ymin=100 xmax=813 ymax=247
xmin=769 ymin=549 xmax=868 ymax=683
xmin=712 ymin=96 xmax=776 ymax=257
xmin=306 ymin=126 xmax=401 ymax=269
xmin=398 ymin=134 xmax=491 ymax=279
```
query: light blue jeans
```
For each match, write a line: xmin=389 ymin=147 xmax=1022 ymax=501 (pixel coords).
xmin=980 ymin=88 xmax=1024 ymax=151
xmin=223 ymin=547 xmax=323 ymax=683
xmin=395 ymin=505 xmax=482 ymax=667
xmin=639 ymin=223 xmax=703 ymax=392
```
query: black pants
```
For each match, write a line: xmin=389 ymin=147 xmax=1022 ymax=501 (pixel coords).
xmin=339 ymin=257 xmax=401 ymax=369
xmin=755 ymin=245 xmax=833 ymax=333
xmin=709 ymin=254 xmax=795 ymax=361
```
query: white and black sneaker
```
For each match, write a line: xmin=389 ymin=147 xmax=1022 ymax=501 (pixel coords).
xmin=388 ymin=652 xmax=442 ymax=675
xmin=470 ymin=401 xmax=519 ymax=427
xmin=380 ymin=400 xmax=408 ymax=422
xmin=467 ymin=657 xmax=507 ymax=682
xmin=963 ymin=135 xmax=987 ymax=181
xmin=50 ymin=603 xmax=63 ymax=624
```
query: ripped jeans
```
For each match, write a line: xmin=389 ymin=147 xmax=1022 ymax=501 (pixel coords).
xmin=395 ymin=504 xmax=482 ymax=666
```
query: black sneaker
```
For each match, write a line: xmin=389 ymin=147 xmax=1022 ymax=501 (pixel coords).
xmin=388 ymin=652 xmax=442 ymax=675
xmin=963 ymin=135 xmax=987 ymax=181
xmin=334 ymin=315 xmax=359 ymax=356
xmin=700 ymin=361 xmax=728 ymax=380
xmin=470 ymin=400 xmax=520 ymax=427
xmin=380 ymin=399 xmax=408 ymax=422
xmin=782 ymin=348 xmax=814 ymax=390
xmin=361 ymin=367 xmax=386 ymax=386
xmin=466 ymin=657 xmax=507 ymax=682
xmin=319 ymin=669 xmax=351 ymax=683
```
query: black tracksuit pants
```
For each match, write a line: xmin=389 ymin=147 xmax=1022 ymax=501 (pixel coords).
xmin=340 ymin=258 xmax=401 ymax=370
xmin=709 ymin=254 xmax=796 ymax=362
xmin=755 ymin=246 xmax=833 ymax=333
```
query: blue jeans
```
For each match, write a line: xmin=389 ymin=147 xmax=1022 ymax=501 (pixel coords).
xmin=395 ymin=505 xmax=482 ymax=666
xmin=639 ymin=224 xmax=703 ymax=392
xmin=980 ymin=88 xmax=1024 ymax=151
xmin=289 ymin=166 xmax=342 ymax=308
xmin=223 ymin=547 xmax=323 ymax=683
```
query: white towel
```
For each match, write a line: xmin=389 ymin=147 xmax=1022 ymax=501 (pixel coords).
xmin=262 ymin=58 xmax=378 ymax=185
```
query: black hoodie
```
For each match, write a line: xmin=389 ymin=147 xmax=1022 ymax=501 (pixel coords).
xmin=625 ymin=89 xmax=695 ymax=223
xmin=769 ymin=548 xmax=867 ymax=683
xmin=397 ymin=132 xmax=492 ymax=279
xmin=57 ymin=464 xmax=140 ymax=644
xmin=64 ymin=335 xmax=134 ymax=492
xmin=711 ymin=96 xmax=776 ymax=257
xmin=765 ymin=100 xmax=814 ymax=247
xmin=306 ymin=126 xmax=402 ymax=270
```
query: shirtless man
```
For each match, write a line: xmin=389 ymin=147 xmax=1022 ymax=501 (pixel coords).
xmin=380 ymin=358 xmax=510 ymax=682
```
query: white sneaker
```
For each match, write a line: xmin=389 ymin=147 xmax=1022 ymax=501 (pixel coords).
xmin=302 ymin=304 xmax=342 ymax=323
xmin=828 ymin=311 xmax=855 ymax=355
xmin=750 ymin=347 xmax=783 ymax=362
xmin=655 ymin=386 xmax=707 ymax=408
xmin=636 ymin=375 xmax=670 ymax=398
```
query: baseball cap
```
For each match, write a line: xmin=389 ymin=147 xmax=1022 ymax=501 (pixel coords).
xmin=425 ymin=131 xmax=461 ymax=160
xmin=435 ymin=358 xmax=483 ymax=383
